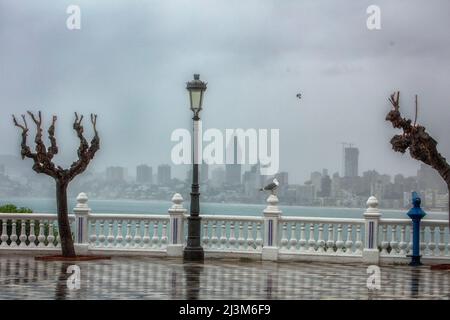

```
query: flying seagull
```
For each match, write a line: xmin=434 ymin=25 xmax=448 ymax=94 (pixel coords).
xmin=259 ymin=178 xmax=280 ymax=195
xmin=296 ymin=93 xmax=302 ymax=99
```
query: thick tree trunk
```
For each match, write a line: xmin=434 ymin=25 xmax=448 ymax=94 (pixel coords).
xmin=447 ymin=183 xmax=450 ymax=226
xmin=56 ymin=180 xmax=76 ymax=257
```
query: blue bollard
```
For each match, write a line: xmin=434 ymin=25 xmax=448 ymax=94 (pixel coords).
xmin=406 ymin=192 xmax=427 ymax=266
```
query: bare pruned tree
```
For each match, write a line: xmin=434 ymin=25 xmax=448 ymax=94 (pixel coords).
xmin=13 ymin=111 xmax=100 ymax=257
xmin=386 ymin=91 xmax=450 ymax=223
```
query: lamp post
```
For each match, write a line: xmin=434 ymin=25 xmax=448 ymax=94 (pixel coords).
xmin=183 ymin=74 xmax=207 ymax=262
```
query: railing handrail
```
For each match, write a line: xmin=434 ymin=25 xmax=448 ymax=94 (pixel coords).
xmin=380 ymin=218 xmax=449 ymax=226
xmin=0 ymin=213 xmax=75 ymax=220
xmin=201 ymin=215 xmax=263 ymax=222
xmin=88 ymin=213 xmax=169 ymax=220
xmin=280 ymin=216 xmax=365 ymax=225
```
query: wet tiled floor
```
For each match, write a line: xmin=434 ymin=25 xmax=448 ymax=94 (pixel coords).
xmin=0 ymin=255 xmax=449 ymax=299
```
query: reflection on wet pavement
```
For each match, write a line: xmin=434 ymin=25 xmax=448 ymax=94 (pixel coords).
xmin=0 ymin=255 xmax=449 ymax=300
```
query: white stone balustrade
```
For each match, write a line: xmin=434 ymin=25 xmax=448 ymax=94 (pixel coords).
xmin=0 ymin=193 xmax=449 ymax=265
xmin=0 ymin=214 xmax=74 ymax=250
xmin=200 ymin=216 xmax=263 ymax=255
xmin=379 ymin=219 xmax=449 ymax=262
xmin=88 ymin=214 xmax=169 ymax=252
xmin=278 ymin=217 xmax=365 ymax=259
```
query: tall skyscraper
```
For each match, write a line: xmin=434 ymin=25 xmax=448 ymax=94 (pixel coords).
xmin=275 ymin=172 xmax=289 ymax=186
xmin=201 ymin=163 xmax=209 ymax=183
xmin=136 ymin=164 xmax=152 ymax=184
xmin=344 ymin=146 xmax=359 ymax=178
xmin=106 ymin=166 xmax=126 ymax=182
xmin=225 ymin=136 xmax=241 ymax=186
xmin=310 ymin=171 xmax=322 ymax=196
xmin=211 ymin=167 xmax=225 ymax=187
xmin=157 ymin=164 xmax=171 ymax=186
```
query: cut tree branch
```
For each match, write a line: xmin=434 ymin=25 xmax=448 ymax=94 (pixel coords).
xmin=386 ymin=91 xmax=450 ymax=223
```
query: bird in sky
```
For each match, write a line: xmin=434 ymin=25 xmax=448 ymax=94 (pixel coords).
xmin=259 ymin=178 xmax=280 ymax=195
xmin=296 ymin=93 xmax=302 ymax=99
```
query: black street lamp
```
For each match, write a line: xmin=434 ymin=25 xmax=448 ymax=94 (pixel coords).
xmin=183 ymin=74 xmax=207 ymax=262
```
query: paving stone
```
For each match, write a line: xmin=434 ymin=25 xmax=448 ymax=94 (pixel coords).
xmin=0 ymin=255 xmax=449 ymax=299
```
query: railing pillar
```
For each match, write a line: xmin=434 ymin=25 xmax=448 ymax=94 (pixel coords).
xmin=262 ymin=194 xmax=282 ymax=261
xmin=363 ymin=196 xmax=382 ymax=264
xmin=167 ymin=193 xmax=186 ymax=257
xmin=73 ymin=192 xmax=90 ymax=255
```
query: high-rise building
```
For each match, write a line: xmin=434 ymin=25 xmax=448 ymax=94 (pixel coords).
xmin=417 ymin=164 xmax=446 ymax=192
xmin=320 ymin=170 xmax=331 ymax=197
xmin=275 ymin=172 xmax=289 ymax=186
xmin=136 ymin=165 xmax=152 ymax=184
xmin=344 ymin=147 xmax=359 ymax=177
xmin=310 ymin=171 xmax=322 ymax=196
xmin=186 ymin=163 xmax=209 ymax=184
xmin=201 ymin=163 xmax=209 ymax=183
xmin=157 ymin=164 xmax=171 ymax=186
xmin=106 ymin=166 xmax=126 ymax=182
xmin=225 ymin=136 xmax=241 ymax=186
xmin=211 ymin=167 xmax=225 ymax=187
xmin=243 ymin=163 xmax=263 ymax=198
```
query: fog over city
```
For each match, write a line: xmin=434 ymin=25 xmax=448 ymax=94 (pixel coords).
xmin=1 ymin=0 xmax=450 ymax=184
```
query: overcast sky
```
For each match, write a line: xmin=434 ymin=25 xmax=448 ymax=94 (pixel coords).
xmin=1 ymin=0 xmax=450 ymax=183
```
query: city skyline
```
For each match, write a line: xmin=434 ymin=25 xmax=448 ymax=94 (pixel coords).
xmin=2 ymin=1 xmax=450 ymax=185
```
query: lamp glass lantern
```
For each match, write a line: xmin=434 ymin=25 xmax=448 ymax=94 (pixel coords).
xmin=186 ymin=74 xmax=207 ymax=115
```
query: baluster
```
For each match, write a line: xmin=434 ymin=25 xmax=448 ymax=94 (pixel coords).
xmin=380 ymin=225 xmax=388 ymax=254
xmin=28 ymin=221 xmax=36 ymax=247
xmin=116 ymin=220 xmax=124 ymax=247
xmin=247 ymin=222 xmax=255 ymax=250
xmin=202 ymin=221 xmax=210 ymax=248
xmin=98 ymin=220 xmax=106 ymax=247
xmin=125 ymin=220 xmax=132 ymax=247
xmin=237 ymin=222 xmax=245 ymax=250
xmin=317 ymin=223 xmax=325 ymax=253
xmin=437 ymin=226 xmax=445 ymax=256
xmin=47 ymin=221 xmax=56 ymax=247
xmin=280 ymin=222 xmax=288 ymax=250
xmin=407 ymin=227 xmax=413 ymax=254
xmin=308 ymin=224 xmax=316 ymax=252
xmin=299 ymin=223 xmax=307 ymax=251
xmin=344 ymin=225 xmax=353 ymax=254
xmin=37 ymin=221 xmax=45 ymax=247
xmin=1 ymin=219 xmax=8 ymax=247
xmin=161 ymin=221 xmax=168 ymax=247
xmin=88 ymin=220 xmax=97 ymax=247
xmin=335 ymin=224 xmax=344 ymax=254
xmin=420 ymin=226 xmax=426 ymax=255
xmin=354 ymin=225 xmax=363 ymax=254
xmin=228 ymin=222 xmax=236 ymax=249
xmin=134 ymin=221 xmax=142 ymax=248
xmin=326 ymin=224 xmax=334 ymax=253
xmin=56 ymin=231 xmax=61 ymax=247
xmin=19 ymin=220 xmax=27 ymax=247
xmin=289 ymin=223 xmax=298 ymax=251
xmin=107 ymin=220 xmax=115 ymax=247
xmin=9 ymin=219 xmax=17 ymax=247
xmin=142 ymin=221 xmax=150 ymax=248
xmin=399 ymin=225 xmax=407 ymax=255
xmin=151 ymin=221 xmax=159 ymax=248
xmin=220 ymin=221 xmax=227 ymax=249
xmin=210 ymin=221 xmax=219 ymax=249
xmin=255 ymin=222 xmax=263 ymax=250
xmin=428 ymin=226 xmax=436 ymax=256
xmin=390 ymin=225 xmax=398 ymax=255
